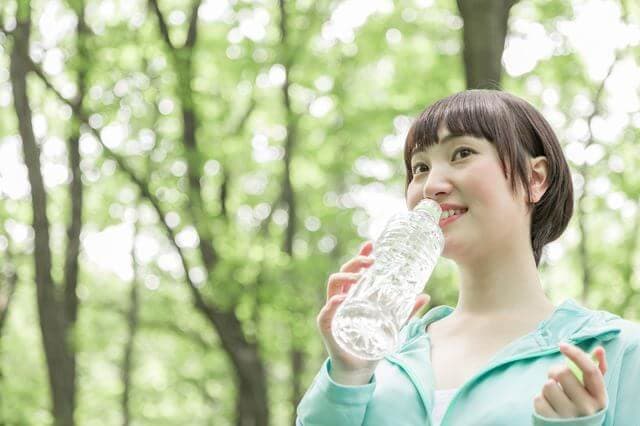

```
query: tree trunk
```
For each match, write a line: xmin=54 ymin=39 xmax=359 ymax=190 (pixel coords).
xmin=0 ymin=249 xmax=18 ymax=340
xmin=121 ymin=213 xmax=140 ymax=426
xmin=290 ymin=348 xmax=305 ymax=425
xmin=0 ymin=242 xmax=19 ymax=424
xmin=577 ymin=55 xmax=619 ymax=304
xmin=9 ymin=3 xmax=75 ymax=425
xmin=234 ymin=354 xmax=270 ymax=426
xmin=146 ymin=2 xmax=270 ymax=424
xmin=275 ymin=2 xmax=307 ymax=423
xmin=456 ymin=0 xmax=520 ymax=89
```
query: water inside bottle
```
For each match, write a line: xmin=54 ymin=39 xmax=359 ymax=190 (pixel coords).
xmin=332 ymin=207 xmax=443 ymax=360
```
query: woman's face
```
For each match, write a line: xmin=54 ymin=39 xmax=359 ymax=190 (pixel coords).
xmin=406 ymin=126 xmax=530 ymax=263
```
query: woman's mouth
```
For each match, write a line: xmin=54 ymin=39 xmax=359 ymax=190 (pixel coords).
xmin=439 ymin=208 xmax=468 ymax=227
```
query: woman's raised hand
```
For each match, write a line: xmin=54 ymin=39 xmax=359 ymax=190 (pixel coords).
xmin=316 ymin=241 xmax=431 ymax=385
xmin=533 ymin=343 xmax=608 ymax=419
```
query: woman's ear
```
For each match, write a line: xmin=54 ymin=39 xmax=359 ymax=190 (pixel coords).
xmin=529 ymin=156 xmax=549 ymax=203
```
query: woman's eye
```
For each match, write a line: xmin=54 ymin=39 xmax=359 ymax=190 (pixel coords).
xmin=453 ymin=148 xmax=474 ymax=160
xmin=412 ymin=163 xmax=428 ymax=174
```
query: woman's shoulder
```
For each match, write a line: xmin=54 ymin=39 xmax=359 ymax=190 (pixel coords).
xmin=595 ymin=308 xmax=640 ymax=351
xmin=611 ymin=317 xmax=640 ymax=346
xmin=567 ymin=300 xmax=640 ymax=346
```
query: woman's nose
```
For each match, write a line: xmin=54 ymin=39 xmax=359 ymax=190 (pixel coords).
xmin=422 ymin=167 xmax=452 ymax=199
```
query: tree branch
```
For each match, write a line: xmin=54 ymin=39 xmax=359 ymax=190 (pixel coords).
xmin=141 ymin=319 xmax=213 ymax=349
xmin=278 ymin=0 xmax=297 ymax=256
xmin=220 ymin=97 xmax=255 ymax=223
xmin=0 ymin=244 xmax=19 ymax=335
xmin=25 ymin=21 xmax=269 ymax=424
xmin=63 ymin=1 xmax=88 ymax=332
xmin=26 ymin=55 xmax=216 ymax=315
xmin=223 ymin=97 xmax=256 ymax=136
xmin=219 ymin=166 xmax=229 ymax=220
xmin=121 ymin=221 xmax=139 ymax=426
xmin=26 ymin=57 xmax=264 ymax=381
xmin=185 ymin=0 xmax=203 ymax=48
xmin=28 ymin=58 xmax=78 ymax=110
xmin=10 ymin=6 xmax=77 ymax=422
xmin=577 ymin=5 xmax=629 ymax=303
xmin=89 ymin=302 xmax=214 ymax=350
xmin=148 ymin=0 xmax=174 ymax=50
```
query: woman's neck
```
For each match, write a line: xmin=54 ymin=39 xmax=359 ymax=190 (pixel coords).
xmin=451 ymin=241 xmax=555 ymax=322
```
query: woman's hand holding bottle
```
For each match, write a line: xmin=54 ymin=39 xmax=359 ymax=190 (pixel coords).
xmin=316 ymin=241 xmax=430 ymax=385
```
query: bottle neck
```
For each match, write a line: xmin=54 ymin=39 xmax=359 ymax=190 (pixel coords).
xmin=413 ymin=199 xmax=441 ymax=224
xmin=413 ymin=208 xmax=439 ymax=225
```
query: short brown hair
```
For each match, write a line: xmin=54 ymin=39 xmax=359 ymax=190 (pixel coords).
xmin=403 ymin=90 xmax=573 ymax=267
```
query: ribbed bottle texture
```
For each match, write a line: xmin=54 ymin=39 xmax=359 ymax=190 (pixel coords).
xmin=331 ymin=199 xmax=444 ymax=360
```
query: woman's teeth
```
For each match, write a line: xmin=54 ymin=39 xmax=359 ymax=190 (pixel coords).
xmin=441 ymin=209 xmax=467 ymax=219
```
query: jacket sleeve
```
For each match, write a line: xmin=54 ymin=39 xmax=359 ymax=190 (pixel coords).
xmin=611 ymin=338 xmax=640 ymax=423
xmin=296 ymin=358 xmax=376 ymax=426
xmin=531 ymin=407 xmax=606 ymax=426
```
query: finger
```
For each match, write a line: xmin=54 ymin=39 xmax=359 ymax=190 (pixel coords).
xmin=542 ymin=379 xmax=576 ymax=417
xmin=327 ymin=272 xmax=362 ymax=300
xmin=340 ymin=279 xmax=359 ymax=296
xmin=559 ymin=342 xmax=605 ymax=400
xmin=548 ymin=367 xmax=596 ymax=415
xmin=533 ymin=393 xmax=559 ymax=418
xmin=339 ymin=255 xmax=375 ymax=273
xmin=359 ymin=240 xmax=374 ymax=257
xmin=317 ymin=294 xmax=348 ymax=333
xmin=593 ymin=346 xmax=607 ymax=376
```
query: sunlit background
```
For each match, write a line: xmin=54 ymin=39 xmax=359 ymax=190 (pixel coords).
xmin=2 ymin=0 xmax=638 ymax=280
xmin=1 ymin=0 xmax=639 ymax=424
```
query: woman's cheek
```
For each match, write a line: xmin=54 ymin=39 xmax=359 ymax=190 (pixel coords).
xmin=464 ymin=160 xmax=516 ymax=222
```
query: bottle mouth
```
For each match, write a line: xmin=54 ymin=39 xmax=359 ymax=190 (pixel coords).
xmin=414 ymin=199 xmax=442 ymax=220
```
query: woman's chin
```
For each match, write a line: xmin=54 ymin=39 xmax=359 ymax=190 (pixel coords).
xmin=440 ymin=238 xmax=465 ymax=261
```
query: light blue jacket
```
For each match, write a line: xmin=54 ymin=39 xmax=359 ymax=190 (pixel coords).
xmin=297 ymin=299 xmax=640 ymax=425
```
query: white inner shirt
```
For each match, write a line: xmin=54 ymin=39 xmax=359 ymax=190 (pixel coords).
xmin=432 ymin=388 xmax=459 ymax=425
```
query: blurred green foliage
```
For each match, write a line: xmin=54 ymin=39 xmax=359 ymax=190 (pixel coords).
xmin=0 ymin=0 xmax=639 ymax=424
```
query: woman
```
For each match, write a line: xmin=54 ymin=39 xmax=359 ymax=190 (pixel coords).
xmin=296 ymin=90 xmax=640 ymax=425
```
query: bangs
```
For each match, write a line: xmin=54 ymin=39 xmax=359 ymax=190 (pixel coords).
xmin=406 ymin=91 xmax=507 ymax=158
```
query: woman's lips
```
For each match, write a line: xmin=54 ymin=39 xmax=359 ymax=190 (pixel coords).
xmin=439 ymin=210 xmax=467 ymax=227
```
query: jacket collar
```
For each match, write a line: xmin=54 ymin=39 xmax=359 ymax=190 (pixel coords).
xmin=398 ymin=298 xmax=622 ymax=354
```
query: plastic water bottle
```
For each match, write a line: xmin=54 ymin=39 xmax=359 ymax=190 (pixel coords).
xmin=331 ymin=199 xmax=444 ymax=360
